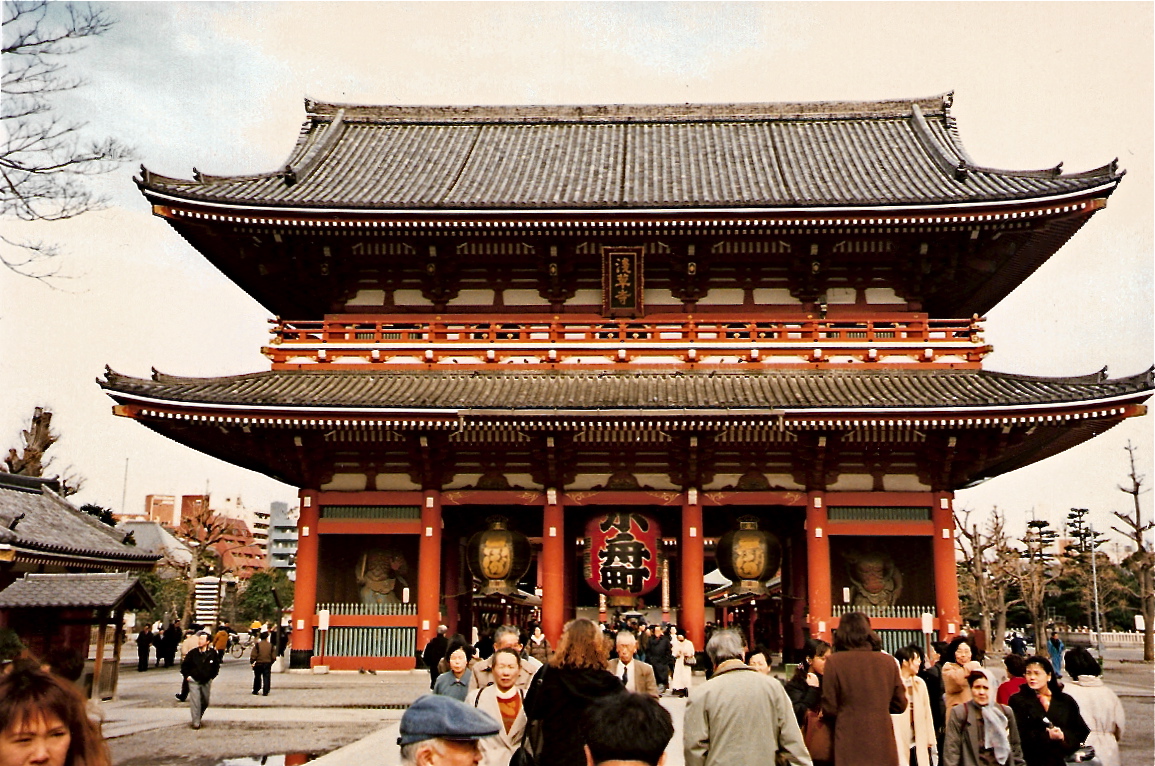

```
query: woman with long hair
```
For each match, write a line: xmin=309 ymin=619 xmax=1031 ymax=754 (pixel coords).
xmin=941 ymin=636 xmax=983 ymax=709
xmin=523 ymin=618 xmax=624 ymax=766
xmin=1007 ymin=655 xmax=1089 ymax=766
xmin=892 ymin=645 xmax=938 ymax=766
xmin=785 ymin=638 xmax=833 ymax=766
xmin=1061 ymin=647 xmax=1124 ymax=766
xmin=0 ymin=666 xmax=111 ymax=766
xmin=820 ymin=611 xmax=908 ymax=766
xmin=942 ymin=670 xmax=1025 ymax=766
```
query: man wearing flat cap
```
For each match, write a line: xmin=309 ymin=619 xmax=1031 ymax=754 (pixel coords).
xmin=399 ymin=694 xmax=501 ymax=765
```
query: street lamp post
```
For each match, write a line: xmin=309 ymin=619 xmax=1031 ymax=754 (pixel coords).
xmin=1090 ymin=525 xmax=1104 ymax=659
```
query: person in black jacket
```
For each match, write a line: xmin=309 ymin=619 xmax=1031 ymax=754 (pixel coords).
xmin=524 ymin=617 xmax=625 ymax=766
xmin=1008 ymin=655 xmax=1089 ymax=766
xmin=180 ymin=631 xmax=221 ymax=730
xmin=161 ymin=620 xmax=182 ymax=667
xmin=648 ymin=625 xmax=672 ymax=691
xmin=421 ymin=624 xmax=449 ymax=689
xmin=783 ymin=638 xmax=830 ymax=729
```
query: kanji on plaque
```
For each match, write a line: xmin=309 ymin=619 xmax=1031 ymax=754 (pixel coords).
xmin=584 ymin=512 xmax=661 ymax=598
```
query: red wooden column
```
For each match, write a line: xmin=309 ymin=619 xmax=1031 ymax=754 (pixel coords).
xmin=806 ymin=491 xmax=833 ymax=643
xmin=932 ymin=492 xmax=962 ymax=641
xmin=541 ymin=491 xmax=565 ymax=645
xmin=443 ymin=532 xmax=461 ymax=635
xmin=417 ymin=490 xmax=443 ymax=650
xmin=680 ymin=492 xmax=705 ymax=649
xmin=290 ymin=489 xmax=320 ymax=667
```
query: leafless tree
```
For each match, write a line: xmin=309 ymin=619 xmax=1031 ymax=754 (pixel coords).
xmin=956 ymin=508 xmax=1016 ymax=653
xmin=2 ymin=1 xmax=132 ymax=279
xmin=1001 ymin=517 xmax=1060 ymax=650
xmin=173 ymin=496 xmax=246 ymax=627
xmin=1113 ymin=441 xmax=1153 ymax=661
xmin=3 ymin=406 xmax=84 ymax=496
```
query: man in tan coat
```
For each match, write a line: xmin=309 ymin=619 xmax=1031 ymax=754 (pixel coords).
xmin=608 ymin=630 xmax=660 ymax=698
xmin=683 ymin=629 xmax=811 ymax=766
xmin=468 ymin=624 xmax=541 ymax=692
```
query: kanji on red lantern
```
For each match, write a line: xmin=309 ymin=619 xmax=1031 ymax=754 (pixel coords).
xmin=584 ymin=512 xmax=661 ymax=598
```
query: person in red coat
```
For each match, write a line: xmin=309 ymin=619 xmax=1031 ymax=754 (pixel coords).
xmin=821 ymin=611 xmax=908 ymax=766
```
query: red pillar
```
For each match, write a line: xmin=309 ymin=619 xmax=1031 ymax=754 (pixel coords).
xmin=290 ymin=489 xmax=320 ymax=665
xmin=806 ymin=491 xmax=833 ymax=644
xmin=417 ymin=490 xmax=443 ymax=650
xmin=443 ymin=532 xmax=461 ymax=636
xmin=541 ymin=493 xmax=565 ymax=645
xmin=680 ymin=496 xmax=705 ymax=649
xmin=933 ymin=492 xmax=962 ymax=641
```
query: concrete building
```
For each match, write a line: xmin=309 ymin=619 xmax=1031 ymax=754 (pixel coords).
xmin=268 ymin=501 xmax=299 ymax=580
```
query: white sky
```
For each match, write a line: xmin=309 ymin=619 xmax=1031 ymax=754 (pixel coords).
xmin=1 ymin=2 xmax=1151 ymax=547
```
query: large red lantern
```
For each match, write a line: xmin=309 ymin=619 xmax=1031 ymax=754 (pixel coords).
xmin=715 ymin=516 xmax=781 ymax=596
xmin=583 ymin=512 xmax=661 ymax=605
xmin=466 ymin=516 xmax=532 ymax=595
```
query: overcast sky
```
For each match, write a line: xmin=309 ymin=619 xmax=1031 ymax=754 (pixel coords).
xmin=1 ymin=2 xmax=1151 ymax=548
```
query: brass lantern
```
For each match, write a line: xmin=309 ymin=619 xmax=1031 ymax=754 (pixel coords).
xmin=715 ymin=516 xmax=781 ymax=596
xmin=466 ymin=516 xmax=532 ymax=595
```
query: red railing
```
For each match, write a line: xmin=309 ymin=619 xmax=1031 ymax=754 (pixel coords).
xmin=263 ymin=314 xmax=988 ymax=369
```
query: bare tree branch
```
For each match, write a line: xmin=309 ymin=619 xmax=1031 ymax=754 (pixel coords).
xmin=1 ymin=0 xmax=133 ymax=278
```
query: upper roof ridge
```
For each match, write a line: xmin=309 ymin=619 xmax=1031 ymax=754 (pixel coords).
xmin=301 ymin=93 xmax=954 ymax=125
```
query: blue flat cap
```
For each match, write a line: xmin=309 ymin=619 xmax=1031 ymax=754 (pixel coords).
xmin=397 ymin=694 xmax=501 ymax=746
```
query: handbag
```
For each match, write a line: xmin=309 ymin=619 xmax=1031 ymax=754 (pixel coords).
xmin=510 ymin=719 xmax=542 ymax=766
xmin=802 ymin=708 xmax=833 ymax=762
xmin=684 ymin=653 xmax=697 ymax=667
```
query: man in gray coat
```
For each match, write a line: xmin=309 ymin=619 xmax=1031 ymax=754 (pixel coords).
xmin=683 ymin=629 xmax=811 ymax=766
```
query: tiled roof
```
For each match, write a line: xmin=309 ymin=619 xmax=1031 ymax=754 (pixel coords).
xmin=0 ymin=475 xmax=159 ymax=564
xmin=138 ymin=95 xmax=1120 ymax=211
xmin=100 ymin=367 xmax=1154 ymax=414
xmin=0 ymin=572 xmax=154 ymax=610
xmin=115 ymin=520 xmax=193 ymax=566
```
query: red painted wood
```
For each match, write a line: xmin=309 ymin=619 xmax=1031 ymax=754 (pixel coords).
xmin=541 ymin=499 xmax=565 ymax=645
xmin=806 ymin=492 xmax=833 ymax=643
xmin=291 ymin=490 xmax=321 ymax=653
xmin=932 ymin=493 xmax=962 ymax=641
xmin=824 ymin=521 xmax=935 ymax=536
xmin=826 ymin=492 xmax=937 ymax=506
xmin=313 ymin=656 xmax=416 ymax=671
xmin=310 ymin=614 xmax=419 ymax=628
xmin=681 ymin=501 xmax=705 ymax=648
xmin=701 ymin=490 xmax=809 ymax=506
xmin=316 ymin=520 xmax=422 ymax=535
xmin=417 ymin=492 xmax=442 ymax=650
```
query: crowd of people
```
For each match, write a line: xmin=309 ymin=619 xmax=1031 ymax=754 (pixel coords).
xmin=416 ymin=615 xmax=1127 ymax=766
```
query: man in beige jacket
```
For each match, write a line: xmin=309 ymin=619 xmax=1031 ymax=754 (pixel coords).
xmin=608 ymin=630 xmax=660 ymax=698
xmin=468 ymin=624 xmax=542 ymax=692
xmin=683 ymin=629 xmax=811 ymax=766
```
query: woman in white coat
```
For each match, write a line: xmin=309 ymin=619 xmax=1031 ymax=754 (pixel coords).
xmin=891 ymin=646 xmax=938 ymax=766
xmin=1061 ymin=647 xmax=1124 ymax=766
xmin=472 ymin=648 xmax=528 ymax=766
xmin=669 ymin=627 xmax=694 ymax=697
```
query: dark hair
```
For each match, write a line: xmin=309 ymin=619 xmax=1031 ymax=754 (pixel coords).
xmin=1064 ymin=647 xmax=1101 ymax=679
xmin=833 ymin=612 xmax=881 ymax=651
xmin=552 ymin=618 xmax=609 ymax=671
xmin=1024 ymin=655 xmax=1063 ymax=694
xmin=965 ymin=670 xmax=990 ymax=688
xmin=0 ymin=667 xmax=111 ymax=766
xmin=894 ymin=645 xmax=923 ymax=666
xmin=444 ymin=638 xmax=474 ymax=663
xmin=942 ymin=636 xmax=976 ymax=666
xmin=1003 ymin=653 xmax=1026 ymax=677
xmin=583 ymin=692 xmax=674 ymax=766
xmin=746 ymin=644 xmax=771 ymax=665
xmin=44 ymin=647 xmax=86 ymax=683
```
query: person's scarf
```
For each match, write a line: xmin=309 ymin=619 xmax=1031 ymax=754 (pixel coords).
xmin=978 ymin=674 xmax=1012 ymax=765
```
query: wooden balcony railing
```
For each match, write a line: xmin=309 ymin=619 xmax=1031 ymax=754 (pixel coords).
xmin=264 ymin=314 xmax=989 ymax=369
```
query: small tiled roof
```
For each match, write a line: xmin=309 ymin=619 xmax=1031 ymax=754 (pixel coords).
xmin=115 ymin=520 xmax=193 ymax=566
xmin=0 ymin=572 xmax=154 ymax=610
xmin=138 ymin=94 xmax=1121 ymax=211
xmin=0 ymin=475 xmax=159 ymax=565
xmin=100 ymin=367 xmax=1154 ymax=414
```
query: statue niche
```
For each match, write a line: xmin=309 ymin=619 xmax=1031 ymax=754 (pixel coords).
xmin=356 ymin=548 xmax=410 ymax=605
xmin=843 ymin=550 xmax=903 ymax=607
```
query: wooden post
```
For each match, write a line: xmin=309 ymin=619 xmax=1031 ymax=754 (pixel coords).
xmin=933 ymin=493 xmax=962 ymax=640
xmin=90 ymin=614 xmax=108 ymax=701
xmin=807 ymin=491 xmax=833 ymax=643
xmin=110 ymin=609 xmax=123 ymax=699
xmin=418 ymin=490 xmax=443 ymax=650
xmin=541 ymin=492 xmax=565 ymax=645
xmin=290 ymin=489 xmax=320 ymax=666
xmin=680 ymin=496 xmax=705 ymax=649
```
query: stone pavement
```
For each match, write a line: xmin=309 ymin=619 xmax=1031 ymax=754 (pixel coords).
xmin=103 ymin=652 xmax=1152 ymax=766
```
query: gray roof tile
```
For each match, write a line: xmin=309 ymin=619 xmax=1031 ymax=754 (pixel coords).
xmin=139 ymin=96 xmax=1120 ymax=211
xmin=0 ymin=475 xmax=159 ymax=564
xmin=100 ymin=367 xmax=1154 ymax=414
xmin=0 ymin=572 xmax=153 ymax=610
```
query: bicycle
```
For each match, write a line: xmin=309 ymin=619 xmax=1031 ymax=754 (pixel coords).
xmin=229 ymin=632 xmax=256 ymax=658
